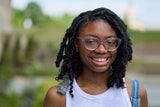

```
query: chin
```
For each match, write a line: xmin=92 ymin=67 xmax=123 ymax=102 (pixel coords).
xmin=91 ymin=66 xmax=110 ymax=73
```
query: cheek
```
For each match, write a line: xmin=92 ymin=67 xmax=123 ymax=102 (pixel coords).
xmin=77 ymin=42 xmax=86 ymax=52
xmin=78 ymin=45 xmax=90 ymax=61
xmin=113 ymin=51 xmax=117 ymax=57
xmin=111 ymin=51 xmax=118 ymax=62
xmin=79 ymin=47 xmax=88 ymax=57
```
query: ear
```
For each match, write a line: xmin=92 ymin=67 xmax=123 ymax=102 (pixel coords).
xmin=74 ymin=40 xmax=79 ymax=52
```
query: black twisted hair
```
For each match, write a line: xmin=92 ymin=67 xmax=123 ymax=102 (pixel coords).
xmin=55 ymin=7 xmax=132 ymax=97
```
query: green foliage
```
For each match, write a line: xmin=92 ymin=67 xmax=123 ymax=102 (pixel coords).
xmin=32 ymin=78 xmax=58 ymax=107
xmin=0 ymin=34 xmax=54 ymax=77
xmin=23 ymin=63 xmax=58 ymax=76
xmin=51 ymin=13 xmax=74 ymax=27
xmin=12 ymin=36 xmax=22 ymax=66
xmin=0 ymin=36 xmax=11 ymax=65
xmin=0 ymin=65 xmax=14 ymax=80
xmin=0 ymin=93 xmax=24 ymax=107
xmin=129 ymin=30 xmax=160 ymax=44
xmin=12 ymin=9 xmax=25 ymax=28
xmin=12 ymin=1 xmax=53 ymax=28
xmin=25 ymin=35 xmax=38 ymax=61
xmin=24 ymin=2 xmax=46 ymax=26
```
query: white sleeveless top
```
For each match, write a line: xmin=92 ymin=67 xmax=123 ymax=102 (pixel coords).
xmin=66 ymin=79 xmax=132 ymax=107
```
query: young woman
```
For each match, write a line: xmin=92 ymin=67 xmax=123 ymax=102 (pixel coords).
xmin=44 ymin=7 xmax=148 ymax=107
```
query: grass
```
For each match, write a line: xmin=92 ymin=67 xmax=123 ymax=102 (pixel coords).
xmin=129 ymin=30 xmax=160 ymax=44
xmin=127 ymin=56 xmax=160 ymax=74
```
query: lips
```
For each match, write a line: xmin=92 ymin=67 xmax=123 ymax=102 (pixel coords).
xmin=93 ymin=58 xmax=107 ymax=62
xmin=91 ymin=57 xmax=110 ymax=66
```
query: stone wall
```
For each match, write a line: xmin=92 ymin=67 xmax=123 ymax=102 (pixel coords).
xmin=0 ymin=0 xmax=12 ymax=34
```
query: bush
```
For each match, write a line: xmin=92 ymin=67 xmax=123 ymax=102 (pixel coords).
xmin=32 ymin=78 xmax=58 ymax=107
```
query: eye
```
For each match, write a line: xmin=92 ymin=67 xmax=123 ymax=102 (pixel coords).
xmin=84 ymin=39 xmax=98 ymax=46
xmin=105 ymin=38 xmax=117 ymax=46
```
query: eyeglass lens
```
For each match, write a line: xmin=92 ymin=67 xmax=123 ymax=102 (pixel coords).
xmin=78 ymin=36 xmax=121 ymax=51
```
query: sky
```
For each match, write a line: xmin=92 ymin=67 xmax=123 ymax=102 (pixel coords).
xmin=11 ymin=0 xmax=160 ymax=30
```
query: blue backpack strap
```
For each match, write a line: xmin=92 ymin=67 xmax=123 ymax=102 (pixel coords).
xmin=132 ymin=80 xmax=141 ymax=107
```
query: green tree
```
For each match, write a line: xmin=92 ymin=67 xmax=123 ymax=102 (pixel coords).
xmin=12 ymin=9 xmax=25 ymax=28
xmin=24 ymin=2 xmax=45 ymax=26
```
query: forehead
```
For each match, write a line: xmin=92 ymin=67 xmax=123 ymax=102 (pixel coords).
xmin=79 ymin=19 xmax=117 ymax=39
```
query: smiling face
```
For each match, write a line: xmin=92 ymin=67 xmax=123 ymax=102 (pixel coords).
xmin=76 ymin=19 xmax=118 ymax=73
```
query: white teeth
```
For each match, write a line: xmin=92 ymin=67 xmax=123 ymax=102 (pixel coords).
xmin=94 ymin=58 xmax=106 ymax=62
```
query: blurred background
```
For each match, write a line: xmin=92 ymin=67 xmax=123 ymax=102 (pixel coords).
xmin=0 ymin=0 xmax=160 ymax=107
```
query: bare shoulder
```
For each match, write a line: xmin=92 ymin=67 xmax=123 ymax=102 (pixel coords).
xmin=125 ymin=77 xmax=132 ymax=98
xmin=43 ymin=85 xmax=66 ymax=107
xmin=139 ymin=82 xmax=148 ymax=107
xmin=125 ymin=77 xmax=148 ymax=107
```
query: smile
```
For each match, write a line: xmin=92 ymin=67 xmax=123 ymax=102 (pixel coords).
xmin=90 ymin=57 xmax=110 ymax=66
xmin=93 ymin=58 xmax=108 ymax=62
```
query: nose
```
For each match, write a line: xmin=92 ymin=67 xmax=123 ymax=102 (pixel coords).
xmin=95 ymin=43 xmax=108 ymax=53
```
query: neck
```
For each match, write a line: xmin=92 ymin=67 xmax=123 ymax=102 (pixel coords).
xmin=76 ymin=70 xmax=112 ymax=95
xmin=80 ymin=72 xmax=110 ymax=83
xmin=77 ymin=69 xmax=112 ymax=87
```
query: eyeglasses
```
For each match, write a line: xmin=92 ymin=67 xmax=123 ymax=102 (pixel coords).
xmin=78 ymin=36 xmax=121 ymax=51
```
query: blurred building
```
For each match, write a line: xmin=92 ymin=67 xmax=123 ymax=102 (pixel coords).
xmin=0 ymin=0 xmax=12 ymax=35
xmin=123 ymin=1 xmax=146 ymax=31
xmin=0 ymin=0 xmax=12 ymax=62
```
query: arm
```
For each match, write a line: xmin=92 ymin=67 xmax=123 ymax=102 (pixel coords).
xmin=125 ymin=77 xmax=148 ymax=107
xmin=140 ymin=85 xmax=148 ymax=107
xmin=43 ymin=86 xmax=65 ymax=107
